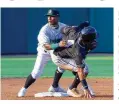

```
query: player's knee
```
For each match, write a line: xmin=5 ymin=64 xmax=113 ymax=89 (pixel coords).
xmin=57 ymin=67 xmax=65 ymax=73
xmin=84 ymin=64 xmax=89 ymax=73
xmin=31 ymin=71 xmax=43 ymax=79
xmin=31 ymin=73 xmax=39 ymax=79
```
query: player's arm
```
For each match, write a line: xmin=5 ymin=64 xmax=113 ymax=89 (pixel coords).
xmin=74 ymin=44 xmax=92 ymax=98
xmin=44 ymin=41 xmax=67 ymax=50
xmin=38 ymin=29 xmax=67 ymax=50
xmin=77 ymin=67 xmax=92 ymax=98
xmin=74 ymin=44 xmax=87 ymax=80
xmin=76 ymin=60 xmax=92 ymax=98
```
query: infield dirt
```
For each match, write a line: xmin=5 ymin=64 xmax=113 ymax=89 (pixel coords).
xmin=1 ymin=78 xmax=113 ymax=100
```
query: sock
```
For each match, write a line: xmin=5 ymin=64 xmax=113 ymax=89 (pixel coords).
xmin=24 ymin=74 xmax=36 ymax=89
xmin=52 ymin=69 xmax=63 ymax=88
xmin=69 ymin=73 xmax=80 ymax=89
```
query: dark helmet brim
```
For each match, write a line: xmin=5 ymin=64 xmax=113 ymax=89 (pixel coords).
xmin=45 ymin=14 xmax=60 ymax=17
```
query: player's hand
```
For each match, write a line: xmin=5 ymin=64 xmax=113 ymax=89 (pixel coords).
xmin=59 ymin=40 xmax=67 ymax=47
xmin=83 ymin=89 xmax=93 ymax=98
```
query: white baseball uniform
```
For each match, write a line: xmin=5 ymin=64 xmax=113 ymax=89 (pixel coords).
xmin=31 ymin=22 xmax=66 ymax=79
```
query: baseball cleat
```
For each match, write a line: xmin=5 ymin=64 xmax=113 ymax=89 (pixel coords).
xmin=48 ymin=85 xmax=66 ymax=93
xmin=67 ymin=88 xmax=82 ymax=97
xmin=17 ymin=87 xmax=27 ymax=97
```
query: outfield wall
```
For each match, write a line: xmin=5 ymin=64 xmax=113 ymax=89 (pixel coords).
xmin=1 ymin=8 xmax=113 ymax=54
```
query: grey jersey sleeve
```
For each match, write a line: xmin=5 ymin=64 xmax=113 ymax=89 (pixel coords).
xmin=61 ymin=26 xmax=77 ymax=36
xmin=73 ymin=43 xmax=85 ymax=68
xmin=61 ymin=26 xmax=72 ymax=35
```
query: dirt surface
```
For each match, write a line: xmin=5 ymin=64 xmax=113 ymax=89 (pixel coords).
xmin=1 ymin=78 xmax=113 ymax=100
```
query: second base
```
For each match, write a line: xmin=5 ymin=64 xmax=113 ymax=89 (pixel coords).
xmin=34 ymin=92 xmax=69 ymax=97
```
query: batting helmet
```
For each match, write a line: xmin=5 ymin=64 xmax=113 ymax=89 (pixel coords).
xmin=45 ymin=9 xmax=60 ymax=17
xmin=80 ymin=26 xmax=97 ymax=43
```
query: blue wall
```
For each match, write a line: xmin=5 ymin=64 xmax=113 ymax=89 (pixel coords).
xmin=1 ymin=8 xmax=28 ymax=54
xmin=1 ymin=8 xmax=113 ymax=54
xmin=89 ymin=8 xmax=113 ymax=53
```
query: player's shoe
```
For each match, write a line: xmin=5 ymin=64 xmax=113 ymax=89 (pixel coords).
xmin=67 ymin=88 xmax=82 ymax=97
xmin=48 ymin=85 xmax=66 ymax=93
xmin=17 ymin=87 xmax=27 ymax=97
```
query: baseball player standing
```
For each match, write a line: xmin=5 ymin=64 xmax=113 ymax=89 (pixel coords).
xmin=50 ymin=25 xmax=97 ymax=98
xmin=18 ymin=9 xmax=67 ymax=97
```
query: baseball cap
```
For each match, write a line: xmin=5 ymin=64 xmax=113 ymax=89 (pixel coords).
xmin=45 ymin=9 xmax=60 ymax=17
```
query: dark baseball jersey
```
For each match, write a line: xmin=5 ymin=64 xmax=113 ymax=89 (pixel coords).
xmin=54 ymin=26 xmax=97 ymax=67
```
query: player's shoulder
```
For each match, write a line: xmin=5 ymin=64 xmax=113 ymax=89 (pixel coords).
xmin=41 ymin=23 xmax=49 ymax=30
xmin=58 ymin=22 xmax=67 ymax=27
xmin=40 ymin=23 xmax=49 ymax=32
xmin=58 ymin=22 xmax=66 ymax=26
xmin=61 ymin=26 xmax=75 ymax=34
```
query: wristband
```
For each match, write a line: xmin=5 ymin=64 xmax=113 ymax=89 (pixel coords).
xmin=81 ymin=79 xmax=88 ymax=89
xmin=51 ymin=43 xmax=59 ymax=50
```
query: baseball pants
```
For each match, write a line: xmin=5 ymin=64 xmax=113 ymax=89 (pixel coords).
xmin=50 ymin=50 xmax=89 ymax=74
